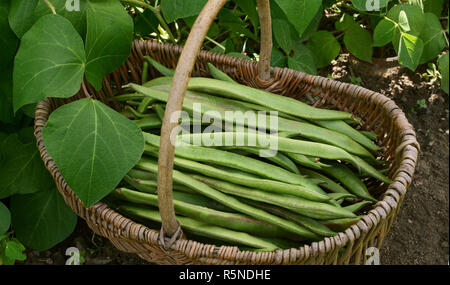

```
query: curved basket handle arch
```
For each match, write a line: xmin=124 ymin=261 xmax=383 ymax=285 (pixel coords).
xmin=156 ymin=0 xmax=273 ymax=245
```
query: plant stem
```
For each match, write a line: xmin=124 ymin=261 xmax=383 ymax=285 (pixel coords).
xmin=44 ymin=0 xmax=56 ymax=14
xmin=121 ymin=0 xmax=176 ymax=43
xmin=82 ymin=80 xmax=91 ymax=98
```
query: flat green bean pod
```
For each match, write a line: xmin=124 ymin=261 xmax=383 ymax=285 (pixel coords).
xmin=143 ymin=145 xmax=328 ymax=201
xmin=117 ymin=204 xmax=279 ymax=250
xmin=186 ymin=78 xmax=354 ymax=120
xmin=143 ymin=133 xmax=325 ymax=193
xmin=192 ymin=175 xmax=357 ymax=220
xmin=136 ymin=158 xmax=321 ymax=239
xmin=113 ymin=188 xmax=300 ymax=240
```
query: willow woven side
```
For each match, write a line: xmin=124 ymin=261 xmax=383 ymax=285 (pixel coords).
xmin=33 ymin=40 xmax=419 ymax=265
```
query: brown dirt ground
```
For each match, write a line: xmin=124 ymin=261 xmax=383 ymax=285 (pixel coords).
xmin=18 ymin=54 xmax=449 ymax=265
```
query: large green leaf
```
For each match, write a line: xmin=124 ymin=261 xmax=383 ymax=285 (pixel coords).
xmin=42 ymin=98 xmax=145 ymax=207
xmin=398 ymin=33 xmax=424 ymax=71
xmin=351 ymin=0 xmax=388 ymax=11
xmin=0 ymin=133 xmax=54 ymax=199
xmin=306 ymin=31 xmax=340 ymax=68
xmin=0 ymin=238 xmax=26 ymax=264
xmin=34 ymin=0 xmax=88 ymax=38
xmin=0 ymin=201 xmax=10 ymax=235
xmin=8 ymin=0 xmax=38 ymax=38
xmin=438 ymin=53 xmax=449 ymax=94
xmin=84 ymin=0 xmax=133 ymax=90
xmin=273 ymin=18 xmax=292 ymax=54
xmin=387 ymin=4 xmax=425 ymax=37
xmin=419 ymin=13 xmax=446 ymax=64
xmin=373 ymin=19 xmax=397 ymax=47
xmin=161 ymin=0 xmax=207 ymax=23
xmin=13 ymin=14 xmax=86 ymax=112
xmin=344 ymin=24 xmax=373 ymax=62
xmin=274 ymin=0 xmax=322 ymax=38
xmin=0 ymin=0 xmax=19 ymax=67
xmin=288 ymin=42 xmax=316 ymax=75
xmin=10 ymin=186 xmax=77 ymax=251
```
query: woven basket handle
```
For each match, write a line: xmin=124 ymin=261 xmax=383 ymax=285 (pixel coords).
xmin=156 ymin=0 xmax=273 ymax=242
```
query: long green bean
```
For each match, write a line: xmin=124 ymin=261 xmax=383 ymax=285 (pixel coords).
xmin=136 ymin=158 xmax=321 ymax=239
xmin=117 ymin=204 xmax=279 ymax=250
xmin=192 ymin=175 xmax=357 ymax=220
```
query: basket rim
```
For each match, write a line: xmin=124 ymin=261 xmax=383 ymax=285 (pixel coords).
xmin=33 ymin=39 xmax=420 ymax=264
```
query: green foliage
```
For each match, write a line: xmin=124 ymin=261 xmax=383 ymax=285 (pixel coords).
xmin=161 ymin=0 xmax=207 ymax=23
xmin=10 ymin=186 xmax=77 ymax=251
xmin=0 ymin=0 xmax=448 ymax=261
xmin=42 ymin=98 xmax=145 ymax=207
xmin=0 ymin=234 xmax=26 ymax=265
xmin=13 ymin=14 xmax=86 ymax=112
xmin=84 ymin=0 xmax=134 ymax=90
xmin=0 ymin=133 xmax=54 ymax=199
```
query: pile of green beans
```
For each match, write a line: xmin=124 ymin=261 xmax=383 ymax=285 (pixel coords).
xmin=105 ymin=59 xmax=391 ymax=251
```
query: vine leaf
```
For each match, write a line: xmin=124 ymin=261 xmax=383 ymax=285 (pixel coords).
xmin=34 ymin=0 xmax=88 ymax=38
xmin=344 ymin=24 xmax=373 ymax=62
xmin=373 ymin=19 xmax=396 ymax=47
xmin=419 ymin=13 xmax=446 ymax=64
xmin=306 ymin=31 xmax=340 ymax=68
xmin=0 ymin=201 xmax=10 ymax=235
xmin=8 ymin=0 xmax=38 ymax=38
xmin=161 ymin=0 xmax=207 ymax=23
xmin=273 ymin=18 xmax=292 ymax=55
xmin=10 ymin=186 xmax=78 ymax=251
xmin=13 ymin=14 xmax=86 ymax=112
xmin=0 ymin=133 xmax=54 ymax=199
xmin=84 ymin=0 xmax=133 ymax=90
xmin=288 ymin=42 xmax=316 ymax=75
xmin=398 ymin=33 xmax=424 ymax=71
xmin=42 ymin=98 xmax=145 ymax=207
xmin=274 ymin=0 xmax=322 ymax=38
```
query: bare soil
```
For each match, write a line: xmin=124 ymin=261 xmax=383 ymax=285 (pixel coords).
xmin=19 ymin=54 xmax=449 ymax=265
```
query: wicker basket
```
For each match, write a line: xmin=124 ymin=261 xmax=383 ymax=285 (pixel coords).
xmin=33 ymin=0 xmax=419 ymax=265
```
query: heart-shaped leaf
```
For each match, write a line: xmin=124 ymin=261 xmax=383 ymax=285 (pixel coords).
xmin=0 ymin=238 xmax=26 ymax=264
xmin=306 ymin=31 xmax=341 ymax=68
xmin=13 ymin=14 xmax=86 ymax=112
xmin=42 ymin=98 xmax=145 ymax=207
xmin=0 ymin=201 xmax=10 ymax=235
xmin=419 ymin=13 xmax=446 ymax=64
xmin=373 ymin=19 xmax=397 ymax=47
xmin=274 ymin=0 xmax=322 ymax=38
xmin=34 ymin=0 xmax=88 ymax=38
xmin=398 ymin=32 xmax=424 ymax=71
xmin=0 ymin=133 xmax=54 ymax=199
xmin=344 ymin=24 xmax=373 ymax=62
xmin=84 ymin=0 xmax=133 ymax=90
xmin=10 ymin=186 xmax=77 ymax=251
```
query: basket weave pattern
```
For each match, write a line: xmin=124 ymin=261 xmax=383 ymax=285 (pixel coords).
xmin=33 ymin=40 xmax=419 ymax=265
